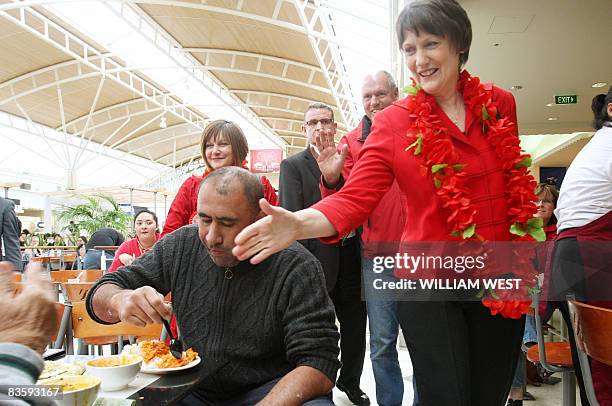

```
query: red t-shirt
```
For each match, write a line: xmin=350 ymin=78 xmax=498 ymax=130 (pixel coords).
xmin=108 ymin=235 xmax=161 ymax=273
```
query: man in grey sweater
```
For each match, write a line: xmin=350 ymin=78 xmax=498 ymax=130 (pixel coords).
xmin=87 ymin=167 xmax=340 ymax=405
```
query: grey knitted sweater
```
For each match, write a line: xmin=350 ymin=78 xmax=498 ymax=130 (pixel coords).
xmin=87 ymin=225 xmax=340 ymax=397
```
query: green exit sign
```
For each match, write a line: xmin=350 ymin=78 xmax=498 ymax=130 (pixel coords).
xmin=555 ymin=95 xmax=577 ymax=104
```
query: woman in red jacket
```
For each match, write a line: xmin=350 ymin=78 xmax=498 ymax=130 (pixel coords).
xmin=161 ymin=120 xmax=278 ymax=340
xmin=161 ymin=120 xmax=278 ymax=237
xmin=108 ymin=209 xmax=160 ymax=273
xmin=233 ymin=1 xmax=543 ymax=404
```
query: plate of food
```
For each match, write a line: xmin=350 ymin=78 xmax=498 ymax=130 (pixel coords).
xmin=38 ymin=360 xmax=85 ymax=381
xmin=122 ymin=340 xmax=200 ymax=375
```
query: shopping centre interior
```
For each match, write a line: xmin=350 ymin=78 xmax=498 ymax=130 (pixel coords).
xmin=1 ymin=0 xmax=610 ymax=405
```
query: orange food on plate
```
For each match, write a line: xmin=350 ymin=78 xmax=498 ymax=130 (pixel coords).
xmin=156 ymin=348 xmax=198 ymax=369
xmin=139 ymin=340 xmax=198 ymax=368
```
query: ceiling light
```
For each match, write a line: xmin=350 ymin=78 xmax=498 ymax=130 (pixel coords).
xmin=592 ymin=82 xmax=608 ymax=88
xmin=546 ymin=103 xmax=554 ymax=107
xmin=159 ymin=116 xmax=167 ymax=129
xmin=547 ymin=117 xmax=558 ymax=121
xmin=510 ymin=85 xmax=523 ymax=90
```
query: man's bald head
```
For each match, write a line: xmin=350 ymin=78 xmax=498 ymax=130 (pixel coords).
xmin=197 ymin=167 xmax=265 ymax=267
xmin=199 ymin=166 xmax=264 ymax=216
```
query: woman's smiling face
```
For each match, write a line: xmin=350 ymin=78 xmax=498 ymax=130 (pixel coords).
xmin=402 ymin=30 xmax=461 ymax=99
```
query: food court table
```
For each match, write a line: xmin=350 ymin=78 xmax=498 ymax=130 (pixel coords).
xmin=54 ymin=355 xmax=227 ymax=405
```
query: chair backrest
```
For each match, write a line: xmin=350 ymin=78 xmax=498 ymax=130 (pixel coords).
xmin=51 ymin=302 xmax=67 ymax=342
xmin=51 ymin=269 xmax=103 ymax=283
xmin=62 ymin=282 xmax=94 ymax=302
xmin=71 ymin=301 xmax=162 ymax=339
xmin=569 ymin=300 xmax=612 ymax=366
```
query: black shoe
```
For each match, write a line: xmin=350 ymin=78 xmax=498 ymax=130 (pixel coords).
xmin=523 ymin=391 xmax=536 ymax=401
xmin=336 ymin=382 xmax=370 ymax=406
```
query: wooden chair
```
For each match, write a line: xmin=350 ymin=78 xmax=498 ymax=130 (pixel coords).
xmin=50 ymin=269 xmax=103 ymax=283
xmin=527 ymin=292 xmax=576 ymax=406
xmin=62 ymin=282 xmax=94 ymax=302
xmin=71 ymin=301 xmax=162 ymax=355
xmin=10 ymin=282 xmax=74 ymax=355
xmin=49 ymin=302 xmax=74 ymax=354
xmin=568 ymin=301 xmax=612 ymax=406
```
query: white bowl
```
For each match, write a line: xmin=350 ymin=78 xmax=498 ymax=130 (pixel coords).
xmin=41 ymin=375 xmax=101 ymax=406
xmin=86 ymin=355 xmax=142 ymax=391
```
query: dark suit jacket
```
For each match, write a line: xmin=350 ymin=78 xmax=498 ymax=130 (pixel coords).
xmin=0 ymin=197 xmax=22 ymax=270
xmin=279 ymin=148 xmax=340 ymax=292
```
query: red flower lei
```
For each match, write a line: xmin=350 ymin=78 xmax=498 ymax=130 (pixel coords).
xmin=405 ymin=70 xmax=544 ymax=319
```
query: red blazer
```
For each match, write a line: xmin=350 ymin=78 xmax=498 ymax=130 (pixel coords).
xmin=320 ymin=118 xmax=406 ymax=256
xmin=162 ymin=173 xmax=278 ymax=237
xmin=108 ymin=235 xmax=161 ymax=273
xmin=315 ymin=86 xmax=518 ymax=244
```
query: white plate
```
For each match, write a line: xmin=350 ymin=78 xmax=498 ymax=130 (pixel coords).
xmin=140 ymin=356 xmax=201 ymax=375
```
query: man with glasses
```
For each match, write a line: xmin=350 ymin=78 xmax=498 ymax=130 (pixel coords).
xmin=279 ymin=103 xmax=369 ymax=406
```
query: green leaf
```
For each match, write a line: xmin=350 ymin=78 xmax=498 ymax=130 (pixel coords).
xmin=404 ymin=84 xmax=421 ymax=96
xmin=489 ymin=287 xmax=499 ymax=300
xmin=462 ymin=224 xmax=476 ymax=239
xmin=482 ymin=105 xmax=489 ymax=121
xmin=452 ymin=164 xmax=465 ymax=171
xmin=434 ymin=179 xmax=442 ymax=188
xmin=431 ymin=164 xmax=448 ymax=173
xmin=528 ymin=227 xmax=547 ymax=242
xmin=450 ymin=230 xmax=460 ymax=237
xmin=515 ymin=156 xmax=532 ymax=168
xmin=510 ymin=223 xmax=527 ymax=237
xmin=406 ymin=136 xmax=423 ymax=155
xmin=476 ymin=288 xmax=485 ymax=298
xmin=415 ymin=138 xmax=423 ymax=155
xmin=527 ymin=217 xmax=543 ymax=228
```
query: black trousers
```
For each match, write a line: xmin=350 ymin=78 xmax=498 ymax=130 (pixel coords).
xmin=548 ymin=237 xmax=593 ymax=406
xmin=397 ymin=301 xmax=524 ymax=406
xmin=331 ymin=237 xmax=367 ymax=388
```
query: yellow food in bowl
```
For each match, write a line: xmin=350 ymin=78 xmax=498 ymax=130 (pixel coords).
xmin=40 ymin=375 xmax=101 ymax=393
xmin=87 ymin=355 xmax=141 ymax=368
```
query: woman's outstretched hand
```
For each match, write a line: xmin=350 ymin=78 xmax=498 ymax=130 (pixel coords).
xmin=233 ymin=199 xmax=300 ymax=264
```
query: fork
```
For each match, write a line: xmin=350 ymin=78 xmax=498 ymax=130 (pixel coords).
xmin=162 ymin=318 xmax=184 ymax=359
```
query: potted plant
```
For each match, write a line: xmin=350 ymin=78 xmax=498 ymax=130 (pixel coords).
xmin=55 ymin=194 xmax=132 ymax=244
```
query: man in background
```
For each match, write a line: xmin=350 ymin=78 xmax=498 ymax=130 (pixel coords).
xmin=279 ymin=103 xmax=369 ymax=406
xmin=0 ymin=196 xmax=22 ymax=271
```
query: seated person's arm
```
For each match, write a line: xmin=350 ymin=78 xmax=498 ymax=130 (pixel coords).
xmin=90 ymin=283 xmax=170 ymax=327
xmin=257 ymin=366 xmax=332 ymax=406
xmin=263 ymin=254 xmax=340 ymax=405
xmin=86 ymin=236 xmax=173 ymax=326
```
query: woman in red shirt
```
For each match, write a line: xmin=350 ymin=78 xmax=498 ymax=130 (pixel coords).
xmin=161 ymin=120 xmax=278 ymax=237
xmin=234 ymin=1 xmax=543 ymax=404
xmin=108 ymin=209 xmax=160 ymax=273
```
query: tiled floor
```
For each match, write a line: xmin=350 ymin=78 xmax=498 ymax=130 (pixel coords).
xmin=332 ymin=339 xmax=571 ymax=406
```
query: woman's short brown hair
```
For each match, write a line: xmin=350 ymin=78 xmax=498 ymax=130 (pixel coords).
xmin=396 ymin=0 xmax=472 ymax=67
xmin=200 ymin=120 xmax=249 ymax=170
